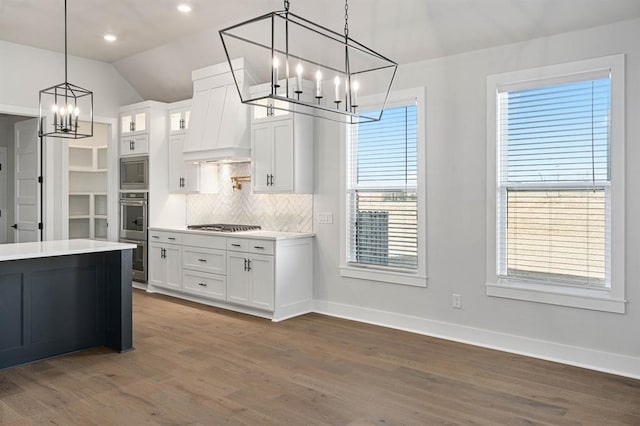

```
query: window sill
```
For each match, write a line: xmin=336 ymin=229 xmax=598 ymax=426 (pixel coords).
xmin=486 ymin=280 xmax=626 ymax=314
xmin=340 ymin=265 xmax=427 ymax=288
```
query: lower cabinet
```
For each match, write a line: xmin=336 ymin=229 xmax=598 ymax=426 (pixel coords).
xmin=148 ymin=242 xmax=182 ymax=291
xmin=227 ymin=252 xmax=275 ymax=310
xmin=182 ymin=270 xmax=226 ymax=301
xmin=147 ymin=228 xmax=313 ymax=321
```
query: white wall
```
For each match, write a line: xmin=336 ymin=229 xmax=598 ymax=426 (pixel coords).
xmin=313 ymin=18 xmax=640 ymax=378
xmin=0 ymin=40 xmax=142 ymax=118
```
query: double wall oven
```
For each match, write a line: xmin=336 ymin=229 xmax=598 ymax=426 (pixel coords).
xmin=119 ymin=156 xmax=149 ymax=283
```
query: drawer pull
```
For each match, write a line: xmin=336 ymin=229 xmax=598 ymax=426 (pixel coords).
xmin=198 ymin=282 xmax=207 ymax=287
xmin=253 ymin=246 xmax=265 ymax=250
xmin=197 ymin=258 xmax=207 ymax=262
xmin=151 ymin=235 xmax=159 ymax=239
xmin=168 ymin=237 xmax=176 ymax=240
xmin=231 ymin=243 xmax=241 ymax=247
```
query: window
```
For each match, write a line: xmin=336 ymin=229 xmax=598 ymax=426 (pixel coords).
xmin=340 ymin=87 xmax=426 ymax=287
xmin=486 ymin=55 xmax=625 ymax=313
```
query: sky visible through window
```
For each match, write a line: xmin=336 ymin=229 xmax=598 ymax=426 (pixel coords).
xmin=505 ymin=78 xmax=610 ymax=183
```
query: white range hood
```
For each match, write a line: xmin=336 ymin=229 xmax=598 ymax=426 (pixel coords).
xmin=183 ymin=58 xmax=253 ymax=163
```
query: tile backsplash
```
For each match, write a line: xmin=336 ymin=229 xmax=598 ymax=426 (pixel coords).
xmin=186 ymin=162 xmax=313 ymax=232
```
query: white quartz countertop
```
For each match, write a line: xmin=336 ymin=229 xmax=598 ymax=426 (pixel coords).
xmin=149 ymin=226 xmax=314 ymax=240
xmin=0 ymin=239 xmax=137 ymax=262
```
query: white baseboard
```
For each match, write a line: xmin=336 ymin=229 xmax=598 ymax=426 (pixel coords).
xmin=313 ymin=300 xmax=640 ymax=380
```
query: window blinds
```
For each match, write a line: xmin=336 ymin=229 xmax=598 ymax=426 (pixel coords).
xmin=347 ymin=105 xmax=418 ymax=269
xmin=497 ymin=77 xmax=611 ymax=287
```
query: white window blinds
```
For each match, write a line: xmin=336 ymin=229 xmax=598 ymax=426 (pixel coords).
xmin=497 ymin=76 xmax=611 ymax=287
xmin=347 ymin=105 xmax=418 ymax=270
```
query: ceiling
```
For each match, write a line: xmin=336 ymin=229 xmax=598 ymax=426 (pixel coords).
xmin=2 ymin=0 xmax=640 ymax=102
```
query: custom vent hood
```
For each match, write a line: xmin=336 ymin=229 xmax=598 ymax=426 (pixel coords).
xmin=183 ymin=58 xmax=253 ymax=163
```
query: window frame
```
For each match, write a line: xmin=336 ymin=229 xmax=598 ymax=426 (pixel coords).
xmin=486 ymin=55 xmax=626 ymax=313
xmin=340 ymin=87 xmax=427 ymax=287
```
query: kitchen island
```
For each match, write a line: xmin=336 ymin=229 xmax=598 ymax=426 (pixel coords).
xmin=0 ymin=239 xmax=136 ymax=370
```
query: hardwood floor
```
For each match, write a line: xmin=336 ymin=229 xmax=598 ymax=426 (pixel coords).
xmin=1 ymin=290 xmax=639 ymax=425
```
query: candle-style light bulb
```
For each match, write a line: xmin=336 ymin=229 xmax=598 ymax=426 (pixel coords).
xmin=52 ymin=104 xmax=58 ymax=129
xmin=352 ymin=81 xmax=359 ymax=107
xmin=295 ymin=63 xmax=303 ymax=93
xmin=272 ymin=56 xmax=280 ymax=89
xmin=315 ymin=70 xmax=322 ymax=98
xmin=334 ymin=76 xmax=340 ymax=102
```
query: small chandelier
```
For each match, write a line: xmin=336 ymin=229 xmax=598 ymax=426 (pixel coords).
xmin=219 ymin=0 xmax=397 ymax=123
xmin=38 ymin=0 xmax=93 ymax=139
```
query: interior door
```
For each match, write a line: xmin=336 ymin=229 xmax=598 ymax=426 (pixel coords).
xmin=14 ymin=118 xmax=40 ymax=242
xmin=0 ymin=147 xmax=7 ymax=243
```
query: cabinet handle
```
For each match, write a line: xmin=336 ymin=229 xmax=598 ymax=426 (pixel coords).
xmin=180 ymin=118 xmax=185 ymax=129
xmin=253 ymin=246 xmax=264 ymax=250
xmin=198 ymin=282 xmax=207 ymax=287
xmin=130 ymin=122 xmax=134 ymax=132
xmin=160 ymin=248 xmax=165 ymax=258
xmin=247 ymin=259 xmax=252 ymax=271
xmin=168 ymin=237 xmax=176 ymax=240
xmin=151 ymin=235 xmax=159 ymax=238
xmin=198 ymin=258 xmax=207 ymax=262
xmin=243 ymin=258 xmax=247 ymax=271
xmin=231 ymin=243 xmax=241 ymax=247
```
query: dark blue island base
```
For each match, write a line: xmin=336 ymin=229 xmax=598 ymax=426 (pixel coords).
xmin=0 ymin=249 xmax=133 ymax=370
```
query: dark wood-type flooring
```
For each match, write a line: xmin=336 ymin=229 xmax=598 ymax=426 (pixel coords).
xmin=1 ymin=290 xmax=639 ymax=425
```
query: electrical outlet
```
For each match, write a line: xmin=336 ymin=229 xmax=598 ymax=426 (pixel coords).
xmin=318 ymin=212 xmax=334 ymax=224
xmin=452 ymin=293 xmax=462 ymax=309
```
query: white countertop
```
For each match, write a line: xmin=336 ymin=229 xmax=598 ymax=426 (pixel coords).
xmin=149 ymin=226 xmax=314 ymax=240
xmin=0 ymin=239 xmax=137 ymax=262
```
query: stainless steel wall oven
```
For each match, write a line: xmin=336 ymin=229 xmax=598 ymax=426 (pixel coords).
xmin=119 ymin=191 xmax=148 ymax=282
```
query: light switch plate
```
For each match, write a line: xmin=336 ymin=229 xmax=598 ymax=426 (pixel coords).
xmin=318 ymin=212 xmax=334 ymax=224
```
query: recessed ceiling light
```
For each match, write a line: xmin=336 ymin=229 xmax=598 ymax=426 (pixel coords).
xmin=177 ymin=4 xmax=192 ymax=13
xmin=104 ymin=34 xmax=117 ymax=42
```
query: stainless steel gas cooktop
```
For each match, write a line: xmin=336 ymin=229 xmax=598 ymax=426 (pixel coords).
xmin=186 ymin=224 xmax=262 ymax=232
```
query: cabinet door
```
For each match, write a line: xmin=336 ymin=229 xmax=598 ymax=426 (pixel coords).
xmin=169 ymin=134 xmax=186 ymax=193
xmin=227 ymin=252 xmax=250 ymax=306
xmin=169 ymin=109 xmax=190 ymax=134
xmin=120 ymin=134 xmax=149 ymax=156
xmin=252 ymin=123 xmax=273 ymax=192
xmin=120 ymin=110 xmax=147 ymax=135
xmin=148 ymin=243 xmax=166 ymax=287
xmin=271 ymin=120 xmax=294 ymax=192
xmin=249 ymin=255 xmax=275 ymax=311
xmin=164 ymin=245 xmax=183 ymax=291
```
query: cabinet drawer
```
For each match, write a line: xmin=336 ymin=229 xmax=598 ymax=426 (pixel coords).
xmin=183 ymin=247 xmax=226 ymax=274
xmin=227 ymin=238 xmax=248 ymax=252
xmin=248 ymin=239 xmax=274 ymax=255
xmin=120 ymin=134 xmax=149 ymax=156
xmin=182 ymin=233 xmax=226 ymax=250
xmin=183 ymin=270 xmax=226 ymax=301
xmin=148 ymin=230 xmax=183 ymax=244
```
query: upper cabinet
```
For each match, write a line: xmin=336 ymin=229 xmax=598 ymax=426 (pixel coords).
xmin=120 ymin=109 xmax=148 ymax=135
xmin=119 ymin=102 xmax=163 ymax=157
xmin=168 ymin=100 xmax=218 ymax=194
xmin=250 ymin=81 xmax=313 ymax=194
xmin=183 ymin=58 xmax=253 ymax=163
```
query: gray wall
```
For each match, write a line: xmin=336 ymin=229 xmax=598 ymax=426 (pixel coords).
xmin=313 ymin=18 xmax=640 ymax=377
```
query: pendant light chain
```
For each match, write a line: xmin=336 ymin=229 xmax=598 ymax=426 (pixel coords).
xmin=344 ymin=0 xmax=349 ymax=38
xmin=64 ymin=0 xmax=68 ymax=83
xmin=284 ymin=0 xmax=290 ymax=12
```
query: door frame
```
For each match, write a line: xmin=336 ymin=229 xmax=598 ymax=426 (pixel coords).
xmin=1 ymin=105 xmax=118 ymax=242
xmin=0 ymin=147 xmax=7 ymax=243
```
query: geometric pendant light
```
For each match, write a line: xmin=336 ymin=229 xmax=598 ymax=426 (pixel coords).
xmin=220 ymin=0 xmax=397 ymax=124
xmin=39 ymin=0 xmax=93 ymax=138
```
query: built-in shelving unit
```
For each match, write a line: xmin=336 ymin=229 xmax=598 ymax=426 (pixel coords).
xmin=68 ymin=141 xmax=109 ymax=240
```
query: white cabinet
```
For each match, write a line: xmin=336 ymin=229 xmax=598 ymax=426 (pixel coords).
xmin=120 ymin=109 xmax=148 ymax=135
xmin=148 ymin=232 xmax=182 ymax=291
xmin=169 ymin=133 xmax=200 ymax=193
xmin=119 ymin=134 xmax=149 ymax=156
xmin=251 ymin=113 xmax=313 ymax=194
xmin=181 ymin=233 xmax=227 ymax=301
xmin=183 ymin=59 xmax=252 ymax=163
xmin=147 ymin=228 xmax=314 ymax=321
xmin=226 ymin=238 xmax=275 ymax=311
xmin=169 ymin=107 xmax=190 ymax=135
